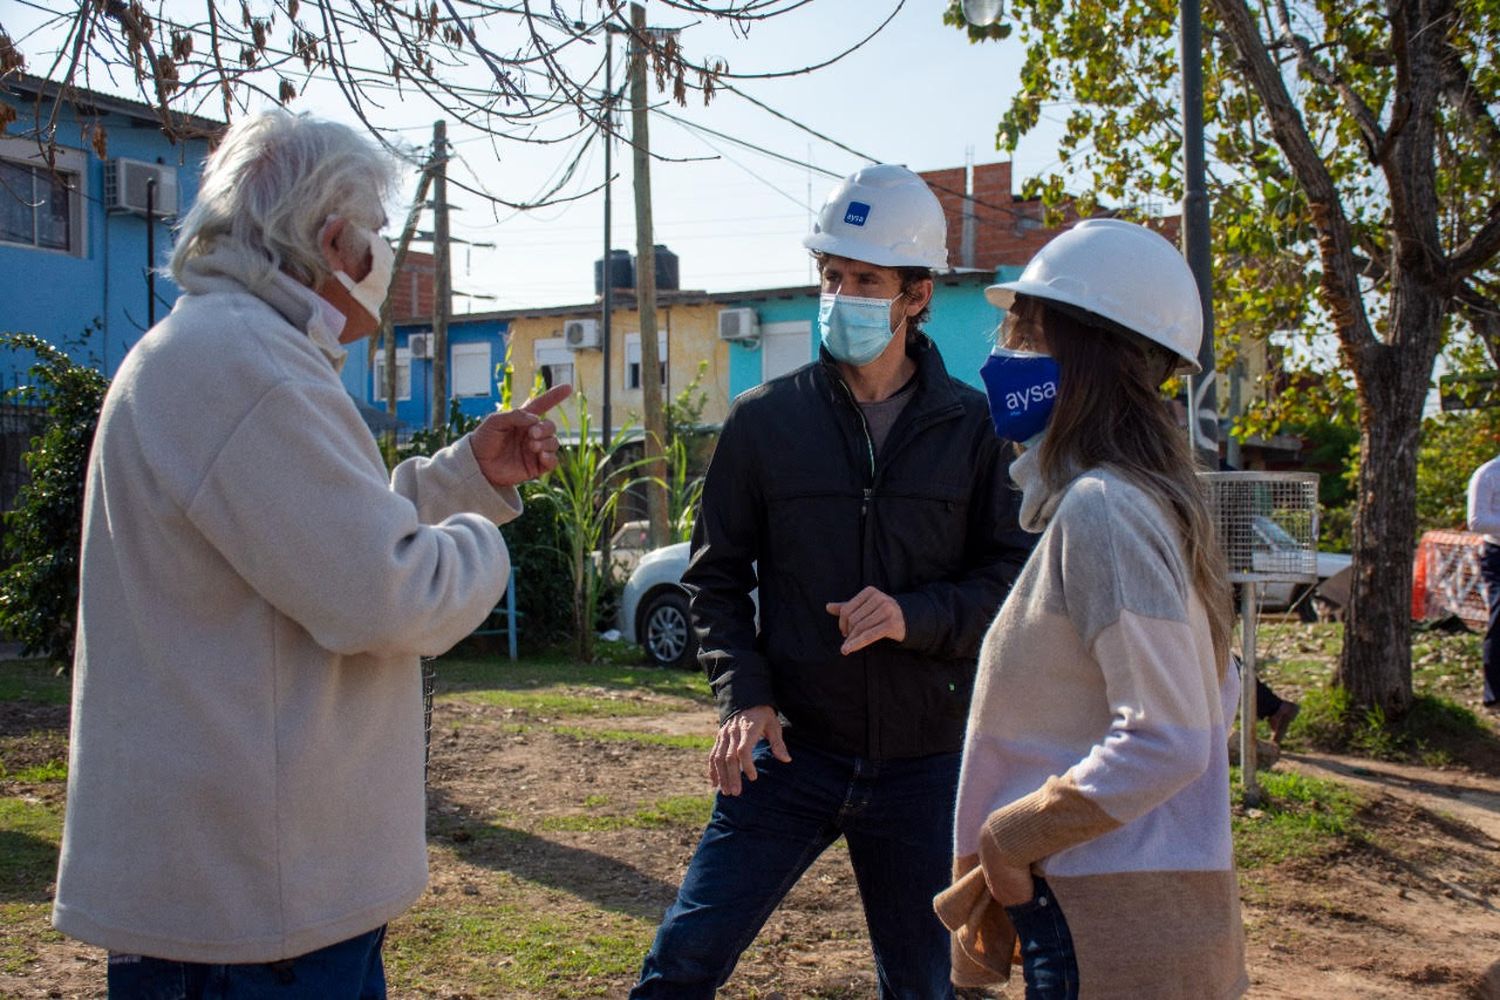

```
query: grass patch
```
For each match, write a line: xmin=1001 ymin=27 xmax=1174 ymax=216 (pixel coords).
xmin=0 ymin=797 xmax=63 ymax=902
xmin=541 ymin=795 xmax=713 ymax=833
xmin=456 ymin=689 xmax=694 ymax=719
xmin=387 ymin=902 xmax=654 ymax=998
xmin=434 ymin=653 xmax=710 ymax=719
xmin=551 ymin=725 xmax=713 ymax=752
xmin=0 ymin=661 xmax=69 ymax=705
xmin=0 ymin=760 xmax=67 ymax=783
xmin=0 ymin=900 xmax=64 ymax=975
xmin=1232 ymin=767 xmax=1364 ymax=869
xmin=434 ymin=653 xmax=709 ymax=701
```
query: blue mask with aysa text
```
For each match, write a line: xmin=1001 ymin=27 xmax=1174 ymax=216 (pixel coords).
xmin=819 ymin=292 xmax=903 ymax=366
xmin=980 ymin=346 xmax=1061 ymax=444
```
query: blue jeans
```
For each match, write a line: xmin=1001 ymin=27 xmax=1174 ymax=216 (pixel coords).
xmin=631 ymin=741 xmax=960 ymax=1000
xmin=107 ymin=926 xmax=387 ymax=1000
xmin=1004 ymin=878 xmax=1079 ymax=1000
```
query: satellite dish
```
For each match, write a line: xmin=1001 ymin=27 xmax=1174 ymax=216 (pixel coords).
xmin=961 ymin=0 xmax=1005 ymax=26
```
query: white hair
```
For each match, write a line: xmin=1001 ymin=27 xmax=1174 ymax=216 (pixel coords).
xmin=170 ymin=110 xmax=398 ymax=289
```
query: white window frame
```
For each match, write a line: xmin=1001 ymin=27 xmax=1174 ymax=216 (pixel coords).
xmin=760 ymin=319 xmax=813 ymax=383
xmin=534 ymin=336 xmax=576 ymax=391
xmin=624 ymin=331 xmax=668 ymax=391
xmin=372 ymin=347 xmax=413 ymax=403
xmin=0 ymin=137 xmax=87 ymax=257
xmin=450 ymin=341 xmax=492 ymax=397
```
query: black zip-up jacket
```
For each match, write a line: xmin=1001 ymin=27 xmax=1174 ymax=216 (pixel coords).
xmin=683 ymin=334 xmax=1034 ymax=760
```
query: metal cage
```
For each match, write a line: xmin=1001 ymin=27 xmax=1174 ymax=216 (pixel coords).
xmin=1203 ymin=471 xmax=1321 ymax=584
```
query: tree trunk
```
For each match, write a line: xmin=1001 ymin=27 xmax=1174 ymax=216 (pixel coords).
xmin=1337 ymin=288 xmax=1444 ymax=717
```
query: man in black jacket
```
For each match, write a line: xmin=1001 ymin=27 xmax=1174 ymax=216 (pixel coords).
xmin=631 ymin=165 xmax=1032 ymax=1000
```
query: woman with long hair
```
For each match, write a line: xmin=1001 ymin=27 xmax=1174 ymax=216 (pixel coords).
xmin=936 ymin=219 xmax=1247 ymax=999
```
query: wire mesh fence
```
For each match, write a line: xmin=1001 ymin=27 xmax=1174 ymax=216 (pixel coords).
xmin=1202 ymin=472 xmax=1321 ymax=584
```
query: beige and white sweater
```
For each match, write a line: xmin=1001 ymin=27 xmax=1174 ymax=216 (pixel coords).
xmin=940 ymin=448 xmax=1247 ymax=999
xmin=53 ymin=247 xmax=519 ymax=963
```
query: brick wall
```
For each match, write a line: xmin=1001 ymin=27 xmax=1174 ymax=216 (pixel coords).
xmin=918 ymin=162 xmax=1180 ymax=269
xmin=390 ymin=250 xmax=436 ymax=323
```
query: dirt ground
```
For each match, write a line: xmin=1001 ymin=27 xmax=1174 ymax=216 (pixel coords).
xmin=3 ymin=690 xmax=1499 ymax=999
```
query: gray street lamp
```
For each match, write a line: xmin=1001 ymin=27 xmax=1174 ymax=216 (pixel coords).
xmin=963 ymin=0 xmax=1218 ymax=459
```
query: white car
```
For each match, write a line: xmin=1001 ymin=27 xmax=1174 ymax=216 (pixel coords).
xmin=1248 ymin=516 xmax=1352 ymax=620
xmin=591 ymin=520 xmax=653 ymax=580
xmin=618 ymin=542 xmax=695 ymax=668
xmin=619 ymin=543 xmax=760 ymax=669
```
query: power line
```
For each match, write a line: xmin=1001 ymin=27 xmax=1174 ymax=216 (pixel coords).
xmin=715 ymin=81 xmax=1040 ymax=223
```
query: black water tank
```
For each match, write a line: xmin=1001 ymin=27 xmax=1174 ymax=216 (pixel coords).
xmin=594 ymin=250 xmax=634 ymax=294
xmin=652 ymin=244 xmax=680 ymax=291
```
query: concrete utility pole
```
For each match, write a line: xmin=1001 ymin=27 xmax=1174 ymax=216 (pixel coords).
xmin=630 ymin=1 xmax=670 ymax=548
xmin=432 ymin=119 xmax=451 ymax=436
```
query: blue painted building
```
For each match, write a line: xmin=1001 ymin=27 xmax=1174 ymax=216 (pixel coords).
xmin=342 ymin=317 xmax=512 ymax=433
xmin=0 ymin=75 xmax=218 ymax=380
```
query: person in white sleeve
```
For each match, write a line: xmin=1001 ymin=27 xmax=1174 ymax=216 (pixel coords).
xmin=1467 ymin=454 xmax=1500 ymax=708
xmin=936 ymin=219 xmax=1247 ymax=999
xmin=52 ymin=110 xmax=570 ymax=999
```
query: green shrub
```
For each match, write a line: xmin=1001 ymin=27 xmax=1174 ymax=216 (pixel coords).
xmin=1288 ymin=684 xmax=1492 ymax=765
xmin=0 ymin=332 xmax=109 ymax=667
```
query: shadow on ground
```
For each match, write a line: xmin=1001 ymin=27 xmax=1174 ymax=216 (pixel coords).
xmin=426 ymin=786 xmax=678 ymax=920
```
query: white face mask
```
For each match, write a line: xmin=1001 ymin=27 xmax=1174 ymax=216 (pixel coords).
xmin=331 ymin=223 xmax=394 ymax=322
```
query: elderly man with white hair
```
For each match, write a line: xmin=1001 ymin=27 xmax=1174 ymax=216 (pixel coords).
xmin=51 ymin=110 xmax=568 ymax=998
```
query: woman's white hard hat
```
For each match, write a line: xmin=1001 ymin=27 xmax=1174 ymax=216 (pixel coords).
xmin=986 ymin=218 xmax=1204 ymax=374
xmin=803 ymin=164 xmax=949 ymax=270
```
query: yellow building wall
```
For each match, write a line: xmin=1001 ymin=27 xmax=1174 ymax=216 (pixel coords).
xmin=506 ymin=302 xmax=735 ymax=439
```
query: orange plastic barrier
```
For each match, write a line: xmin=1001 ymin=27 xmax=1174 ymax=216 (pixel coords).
xmin=1413 ymin=530 xmax=1488 ymax=630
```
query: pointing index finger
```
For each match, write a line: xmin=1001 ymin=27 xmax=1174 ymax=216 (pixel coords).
xmin=520 ymin=383 xmax=574 ymax=417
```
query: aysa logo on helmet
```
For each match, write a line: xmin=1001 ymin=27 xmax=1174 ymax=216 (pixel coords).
xmin=843 ymin=201 xmax=871 ymax=227
xmin=1005 ymin=380 xmax=1056 ymax=415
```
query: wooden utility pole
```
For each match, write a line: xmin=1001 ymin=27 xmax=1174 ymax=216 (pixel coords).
xmin=630 ymin=2 xmax=670 ymax=547
xmin=432 ymin=119 xmax=451 ymax=436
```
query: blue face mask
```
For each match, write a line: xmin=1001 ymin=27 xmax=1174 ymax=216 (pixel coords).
xmin=979 ymin=346 xmax=1060 ymax=444
xmin=819 ymin=292 xmax=904 ymax=366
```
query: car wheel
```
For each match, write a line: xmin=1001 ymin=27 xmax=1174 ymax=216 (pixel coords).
xmin=640 ymin=589 xmax=696 ymax=669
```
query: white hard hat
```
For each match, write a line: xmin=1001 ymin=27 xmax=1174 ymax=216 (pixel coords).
xmin=986 ymin=218 xmax=1204 ymax=373
xmin=803 ymin=164 xmax=949 ymax=270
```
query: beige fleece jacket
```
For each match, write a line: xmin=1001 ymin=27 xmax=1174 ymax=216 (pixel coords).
xmin=53 ymin=246 xmax=519 ymax=963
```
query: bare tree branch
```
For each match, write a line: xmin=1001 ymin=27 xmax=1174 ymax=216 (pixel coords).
xmin=1449 ymin=199 xmax=1500 ymax=281
xmin=1270 ymin=0 xmax=1386 ymax=162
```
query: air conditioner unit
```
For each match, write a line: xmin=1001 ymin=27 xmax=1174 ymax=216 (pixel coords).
xmin=718 ymin=307 xmax=760 ymax=343
xmin=564 ymin=318 xmax=602 ymax=350
xmin=104 ymin=158 xmax=179 ymax=217
xmin=407 ymin=333 xmax=433 ymax=359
